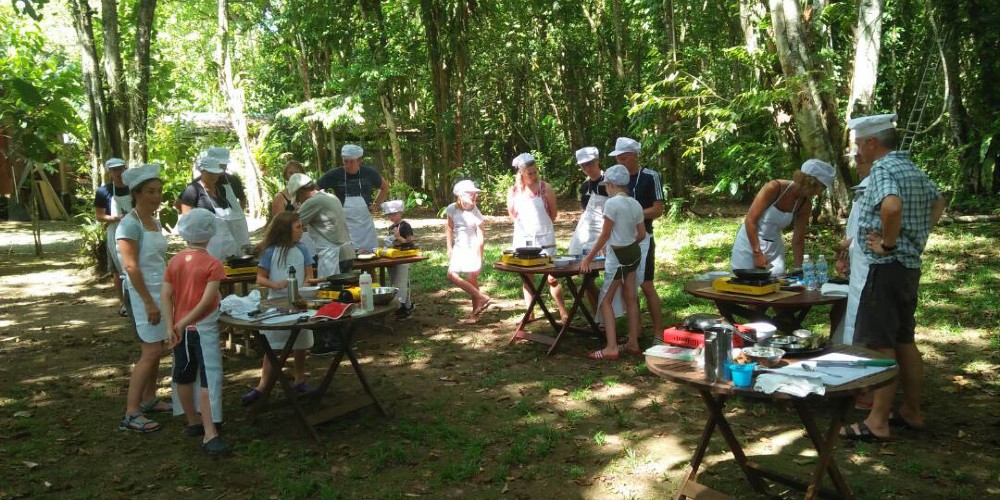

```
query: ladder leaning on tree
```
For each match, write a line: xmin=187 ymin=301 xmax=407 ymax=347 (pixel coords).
xmin=899 ymin=30 xmax=949 ymax=154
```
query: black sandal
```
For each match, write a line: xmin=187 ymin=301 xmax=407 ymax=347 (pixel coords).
xmin=840 ymin=421 xmax=889 ymax=443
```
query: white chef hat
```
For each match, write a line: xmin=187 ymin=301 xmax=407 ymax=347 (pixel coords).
xmin=104 ymin=158 xmax=126 ymax=170
xmin=342 ymin=144 xmax=364 ymax=160
xmin=122 ymin=163 xmax=161 ymax=190
xmin=205 ymin=146 xmax=230 ymax=165
xmin=176 ymin=208 xmax=217 ymax=243
xmin=380 ymin=200 xmax=404 ymax=215
xmin=575 ymin=147 xmax=599 ymax=164
xmin=800 ymin=159 xmax=835 ymax=190
xmin=609 ymin=137 xmax=641 ymax=156
xmin=599 ymin=165 xmax=630 ymax=187
xmin=286 ymin=173 xmax=315 ymax=197
xmin=847 ymin=113 xmax=897 ymax=138
xmin=452 ymin=179 xmax=481 ymax=196
xmin=196 ymin=156 xmax=224 ymax=174
xmin=512 ymin=153 xmax=535 ymax=169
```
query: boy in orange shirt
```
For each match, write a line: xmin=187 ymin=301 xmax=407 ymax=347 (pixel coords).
xmin=161 ymin=208 xmax=232 ymax=456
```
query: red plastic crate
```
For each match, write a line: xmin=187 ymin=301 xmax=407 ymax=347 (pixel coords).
xmin=662 ymin=324 xmax=751 ymax=348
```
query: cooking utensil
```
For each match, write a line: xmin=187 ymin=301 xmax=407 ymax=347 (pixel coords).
xmin=800 ymin=362 xmax=843 ymax=377
xmin=372 ymin=286 xmax=398 ymax=305
xmin=515 ymin=246 xmax=543 ymax=256
xmin=683 ymin=313 xmax=725 ymax=332
xmin=742 ymin=346 xmax=785 ymax=367
xmin=815 ymin=359 xmax=896 ymax=368
xmin=226 ymin=254 xmax=256 ymax=267
xmin=326 ymin=271 xmax=361 ymax=286
xmin=732 ymin=268 xmax=773 ymax=280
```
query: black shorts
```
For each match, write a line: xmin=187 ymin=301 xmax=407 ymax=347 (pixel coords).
xmin=643 ymin=237 xmax=656 ymax=282
xmin=173 ymin=327 xmax=209 ymax=387
xmin=854 ymin=261 xmax=921 ymax=348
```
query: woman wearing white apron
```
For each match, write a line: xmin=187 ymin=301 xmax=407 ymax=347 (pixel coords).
xmin=288 ymin=173 xmax=356 ymax=277
xmin=833 ymin=151 xmax=873 ymax=345
xmin=730 ymin=160 xmax=835 ymax=276
xmin=160 ymin=208 xmax=231 ymax=454
xmin=205 ymin=146 xmax=251 ymax=253
xmin=116 ymin=164 xmax=170 ymax=433
xmin=507 ymin=153 xmax=568 ymax=322
xmin=241 ymin=211 xmax=316 ymax=405
xmin=95 ymin=158 xmax=132 ymax=315
xmin=179 ymin=156 xmax=241 ymax=260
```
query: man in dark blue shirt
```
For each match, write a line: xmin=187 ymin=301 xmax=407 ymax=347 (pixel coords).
xmin=94 ymin=158 xmax=131 ymax=314
xmin=316 ymin=144 xmax=390 ymax=252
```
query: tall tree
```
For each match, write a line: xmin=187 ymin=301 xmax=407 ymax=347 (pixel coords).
xmin=845 ymin=0 xmax=883 ymax=121
xmin=128 ymin=0 xmax=155 ymax=163
xmin=101 ymin=0 xmax=129 ymax=159
xmin=67 ymin=0 xmax=111 ymax=186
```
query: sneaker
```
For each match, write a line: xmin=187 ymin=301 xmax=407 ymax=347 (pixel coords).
xmin=292 ymin=382 xmax=313 ymax=393
xmin=241 ymin=389 xmax=262 ymax=406
xmin=395 ymin=303 xmax=414 ymax=320
xmin=201 ymin=436 xmax=233 ymax=457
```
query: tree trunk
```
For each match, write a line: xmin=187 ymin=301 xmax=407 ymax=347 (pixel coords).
xmin=68 ymin=0 xmax=112 ymax=183
xmin=768 ymin=0 xmax=847 ymax=215
xmin=216 ymin=0 xmax=265 ymax=217
xmin=129 ymin=0 xmax=156 ymax=164
xmin=293 ymin=35 xmax=326 ymax=170
xmin=101 ymin=0 xmax=129 ymax=160
xmin=379 ymin=94 xmax=405 ymax=182
xmin=359 ymin=0 xmax=405 ymax=182
xmin=846 ymin=0 xmax=883 ymax=121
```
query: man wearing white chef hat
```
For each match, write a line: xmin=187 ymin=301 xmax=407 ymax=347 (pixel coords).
xmin=381 ymin=199 xmax=416 ymax=319
xmin=567 ymin=146 xmax=606 ymax=309
xmin=317 ymin=144 xmax=391 ymax=253
xmin=839 ymin=112 xmax=947 ymax=443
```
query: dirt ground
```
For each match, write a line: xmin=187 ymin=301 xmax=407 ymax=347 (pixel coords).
xmin=0 ymin=211 xmax=998 ymax=499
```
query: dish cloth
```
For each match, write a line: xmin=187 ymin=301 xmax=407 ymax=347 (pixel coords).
xmin=220 ymin=290 xmax=261 ymax=320
xmin=820 ymin=283 xmax=849 ymax=297
xmin=754 ymin=373 xmax=826 ymax=397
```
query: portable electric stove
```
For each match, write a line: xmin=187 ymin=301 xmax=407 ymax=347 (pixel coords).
xmin=712 ymin=276 xmax=780 ymax=296
xmin=662 ymin=323 xmax=753 ymax=349
xmin=317 ymin=283 xmax=381 ymax=302
xmin=501 ymin=251 xmax=552 ymax=267
xmin=377 ymin=247 xmax=420 ymax=259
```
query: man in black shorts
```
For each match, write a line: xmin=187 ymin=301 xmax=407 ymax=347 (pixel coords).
xmin=610 ymin=137 xmax=664 ymax=342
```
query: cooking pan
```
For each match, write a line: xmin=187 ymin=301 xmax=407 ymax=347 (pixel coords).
xmin=732 ymin=268 xmax=773 ymax=280
xmin=683 ymin=313 xmax=725 ymax=332
xmin=226 ymin=254 xmax=256 ymax=267
xmin=325 ymin=271 xmax=361 ymax=286
xmin=515 ymin=246 xmax=543 ymax=256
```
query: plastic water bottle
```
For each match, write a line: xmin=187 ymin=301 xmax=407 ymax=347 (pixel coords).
xmin=802 ymin=255 xmax=816 ymax=290
xmin=816 ymin=255 xmax=829 ymax=286
xmin=359 ymin=271 xmax=374 ymax=312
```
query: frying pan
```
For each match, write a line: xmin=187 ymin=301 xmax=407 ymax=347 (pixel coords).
xmin=325 ymin=271 xmax=361 ymax=286
xmin=226 ymin=254 xmax=256 ymax=267
xmin=732 ymin=268 xmax=773 ymax=280
xmin=683 ymin=313 xmax=725 ymax=332
xmin=515 ymin=247 xmax=543 ymax=257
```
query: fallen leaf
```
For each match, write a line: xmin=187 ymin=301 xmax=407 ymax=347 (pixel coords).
xmin=957 ymin=430 xmax=966 ymax=438
xmin=13 ymin=411 xmax=32 ymax=418
xmin=878 ymin=449 xmax=896 ymax=456
xmin=501 ymin=482 xmax=509 ymax=494
xmin=23 ymin=461 xmax=39 ymax=470
xmin=792 ymin=457 xmax=814 ymax=466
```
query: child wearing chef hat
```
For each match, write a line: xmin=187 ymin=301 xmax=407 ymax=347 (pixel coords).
xmin=381 ymin=199 xmax=416 ymax=319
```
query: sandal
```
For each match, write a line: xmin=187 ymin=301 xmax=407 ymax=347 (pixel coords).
xmin=888 ymin=411 xmax=925 ymax=431
xmin=618 ymin=344 xmax=643 ymax=357
xmin=585 ymin=349 xmax=620 ymax=361
xmin=185 ymin=423 xmax=205 ymax=437
xmin=241 ymin=389 xmax=262 ymax=406
xmin=840 ymin=421 xmax=889 ymax=443
xmin=472 ymin=297 xmax=493 ymax=317
xmin=119 ymin=412 xmax=161 ymax=434
xmin=139 ymin=398 xmax=172 ymax=413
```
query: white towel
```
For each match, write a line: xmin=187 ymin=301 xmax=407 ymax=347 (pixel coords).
xmin=753 ymin=373 xmax=826 ymax=397
xmin=821 ymin=283 xmax=849 ymax=297
xmin=220 ymin=289 xmax=261 ymax=320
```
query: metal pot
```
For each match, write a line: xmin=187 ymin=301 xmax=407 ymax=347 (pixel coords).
xmin=684 ymin=313 xmax=725 ymax=332
xmin=515 ymin=246 xmax=543 ymax=257
xmin=732 ymin=268 xmax=773 ymax=280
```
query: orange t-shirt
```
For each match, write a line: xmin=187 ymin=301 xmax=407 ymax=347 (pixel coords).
xmin=164 ymin=248 xmax=226 ymax=325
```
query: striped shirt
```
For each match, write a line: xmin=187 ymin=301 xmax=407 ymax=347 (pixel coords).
xmin=626 ymin=167 xmax=665 ymax=232
xmin=856 ymin=151 xmax=941 ymax=268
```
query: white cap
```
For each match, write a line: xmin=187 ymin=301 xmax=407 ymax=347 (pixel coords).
xmin=381 ymin=200 xmax=404 ymax=214
xmin=575 ymin=147 xmax=599 ymax=164
xmin=205 ymin=146 xmax=230 ymax=165
xmin=599 ymin=164 xmax=630 ymax=186
xmin=196 ymin=156 xmax=224 ymax=174
xmin=176 ymin=208 xmax=217 ymax=243
xmin=800 ymin=159 xmax=835 ymax=190
xmin=847 ymin=113 xmax=897 ymax=138
xmin=452 ymin=179 xmax=481 ymax=196
xmin=104 ymin=158 xmax=126 ymax=170
xmin=512 ymin=153 xmax=535 ymax=169
xmin=342 ymin=144 xmax=364 ymax=160
xmin=286 ymin=173 xmax=314 ymax=197
xmin=609 ymin=137 xmax=641 ymax=156
xmin=122 ymin=163 xmax=161 ymax=190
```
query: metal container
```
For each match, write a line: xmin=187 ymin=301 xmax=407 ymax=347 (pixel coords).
xmin=706 ymin=323 xmax=735 ymax=382
xmin=703 ymin=333 xmax=718 ymax=383
xmin=286 ymin=265 xmax=299 ymax=308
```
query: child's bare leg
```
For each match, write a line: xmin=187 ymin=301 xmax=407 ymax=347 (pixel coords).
xmin=547 ymin=276 xmax=568 ymax=322
xmin=255 ymin=357 xmax=274 ymax=393
xmin=292 ymin=350 xmax=307 ymax=385
xmin=622 ymin=272 xmax=641 ymax=351
xmin=199 ymin=388 xmax=220 ymax=441
xmin=598 ymin=281 xmax=622 ymax=355
xmin=176 ymin=383 xmax=199 ymax=426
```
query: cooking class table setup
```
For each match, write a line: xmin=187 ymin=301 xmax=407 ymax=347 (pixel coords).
xmin=218 ymin=267 xmax=398 ymax=441
xmin=684 ymin=265 xmax=848 ymax=337
xmin=645 ymin=315 xmax=898 ymax=499
xmin=493 ymin=245 xmax=605 ymax=355
xmin=351 ymin=243 xmax=427 ymax=285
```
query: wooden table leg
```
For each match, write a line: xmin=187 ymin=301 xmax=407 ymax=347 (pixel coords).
xmin=828 ymin=300 xmax=847 ymax=337
xmin=545 ymin=273 xmax=601 ymax=355
xmin=795 ymin=398 xmax=855 ymax=500
xmin=249 ymin=327 xmax=321 ymax=442
xmin=508 ymin=273 xmax=553 ymax=345
xmin=340 ymin=324 xmax=390 ymax=417
xmin=697 ymin=390 xmax=770 ymax=494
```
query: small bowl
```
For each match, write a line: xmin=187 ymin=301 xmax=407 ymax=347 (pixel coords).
xmin=372 ymin=286 xmax=398 ymax=305
xmin=299 ymin=286 xmax=320 ymax=299
xmin=744 ymin=322 xmax=777 ymax=342
xmin=766 ymin=336 xmax=795 ymax=347
xmin=742 ymin=346 xmax=785 ymax=367
xmin=552 ymin=256 xmax=575 ymax=268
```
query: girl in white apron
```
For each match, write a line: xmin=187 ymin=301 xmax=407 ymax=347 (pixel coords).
xmin=446 ymin=181 xmax=493 ymax=323
xmin=507 ymin=155 xmax=567 ymax=321
xmin=342 ymin=171 xmax=380 ymax=252
xmin=116 ymin=164 xmax=170 ymax=433
xmin=242 ymin=212 xmax=316 ymax=405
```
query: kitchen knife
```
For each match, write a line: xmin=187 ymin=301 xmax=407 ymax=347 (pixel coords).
xmin=815 ymin=359 xmax=897 ymax=368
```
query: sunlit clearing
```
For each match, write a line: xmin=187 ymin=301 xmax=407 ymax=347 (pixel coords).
xmin=19 ymin=375 xmax=60 ymax=384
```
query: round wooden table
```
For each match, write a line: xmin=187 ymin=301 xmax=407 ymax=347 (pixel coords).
xmin=684 ymin=279 xmax=847 ymax=335
xmin=646 ymin=344 xmax=897 ymax=499
xmin=219 ymin=300 xmax=395 ymax=441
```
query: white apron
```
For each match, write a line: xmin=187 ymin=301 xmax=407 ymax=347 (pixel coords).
xmin=106 ymin=187 xmax=132 ymax=274
xmin=204 ymin=185 xmax=241 ymax=260
xmin=314 ymin=232 xmax=352 ymax=278
xmin=511 ymin=184 xmax=555 ymax=250
xmin=383 ymin=225 xmax=411 ymax=305
xmin=448 ymin=205 xmax=483 ymax=274
xmin=123 ymin=221 xmax=168 ymax=343
xmin=834 ymin=178 xmax=870 ymax=345
xmin=568 ymin=189 xmax=608 ymax=256
xmin=731 ymin=183 xmax=798 ymax=276
xmin=343 ymin=175 xmax=379 ymax=252
xmin=597 ymin=233 xmax=649 ymax=323
xmin=170 ymin=309 xmax=225 ymax=423
xmin=261 ymin=247 xmax=314 ymax=350
xmin=221 ymin=181 xmax=251 ymax=250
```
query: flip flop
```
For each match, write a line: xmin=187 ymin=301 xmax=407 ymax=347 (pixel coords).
xmin=586 ymin=349 xmax=620 ymax=361
xmin=840 ymin=421 xmax=890 ymax=443
xmin=472 ymin=297 xmax=493 ymax=317
xmin=888 ymin=411 xmax=925 ymax=431
xmin=618 ymin=344 xmax=643 ymax=357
